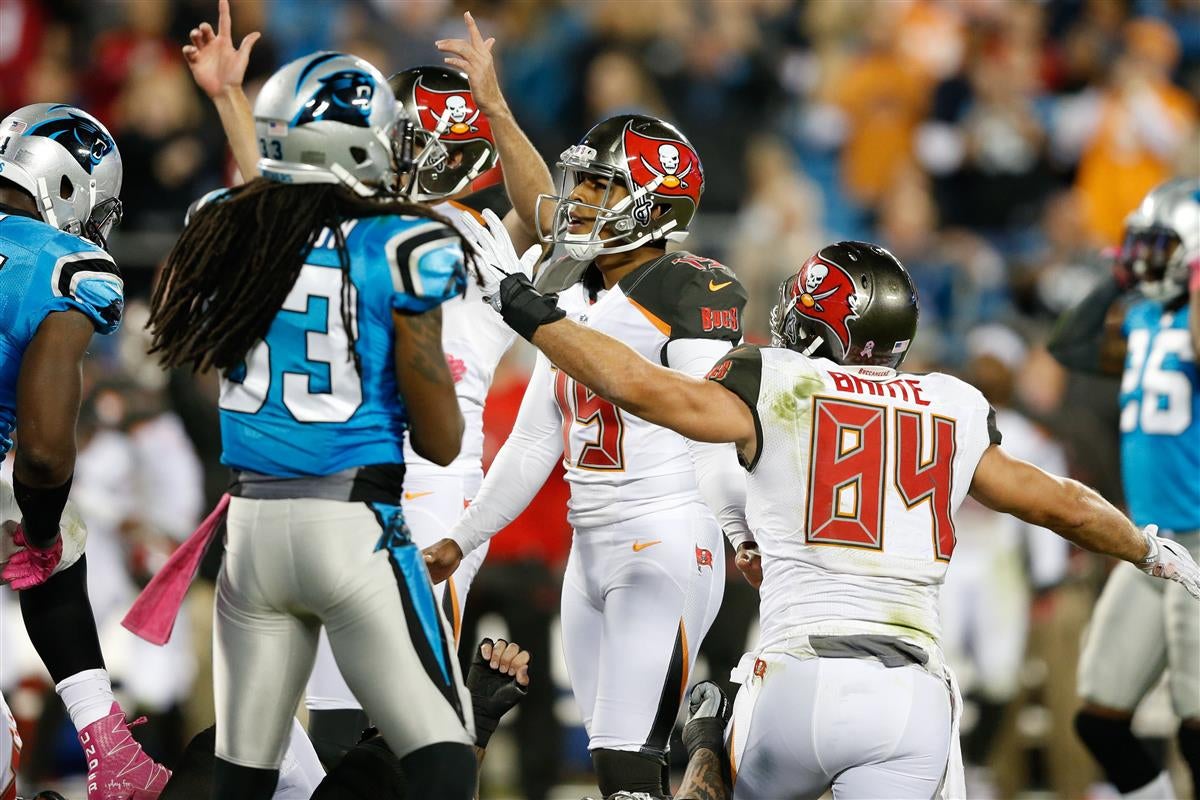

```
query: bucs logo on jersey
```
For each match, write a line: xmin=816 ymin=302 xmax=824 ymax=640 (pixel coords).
xmin=294 ymin=70 xmax=377 ymax=128
xmin=413 ymin=80 xmax=493 ymax=143
xmin=624 ymin=125 xmax=702 ymax=206
xmin=26 ymin=113 xmax=114 ymax=175
xmin=792 ymin=255 xmax=860 ymax=352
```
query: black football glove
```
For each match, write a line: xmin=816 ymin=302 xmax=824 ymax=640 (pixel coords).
xmin=466 ymin=637 xmax=529 ymax=749
xmin=492 ymin=273 xmax=565 ymax=342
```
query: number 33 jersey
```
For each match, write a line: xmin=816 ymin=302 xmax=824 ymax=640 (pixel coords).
xmin=217 ymin=212 xmax=466 ymax=478
xmin=1119 ymin=299 xmax=1198 ymax=532
xmin=708 ymin=345 xmax=1000 ymax=654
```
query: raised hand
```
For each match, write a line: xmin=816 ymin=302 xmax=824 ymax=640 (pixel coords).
xmin=182 ymin=0 xmax=261 ymax=99
xmin=436 ymin=12 xmax=506 ymax=117
xmin=459 ymin=208 xmax=539 ymax=302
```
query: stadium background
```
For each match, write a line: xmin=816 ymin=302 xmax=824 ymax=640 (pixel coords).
xmin=0 ymin=0 xmax=1197 ymax=797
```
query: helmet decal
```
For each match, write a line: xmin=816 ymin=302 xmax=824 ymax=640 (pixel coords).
xmin=412 ymin=78 xmax=492 ymax=143
xmin=292 ymin=70 xmax=377 ymax=128
xmin=793 ymin=255 xmax=860 ymax=352
xmin=26 ymin=112 xmax=115 ymax=175
xmin=623 ymin=124 xmax=702 ymax=205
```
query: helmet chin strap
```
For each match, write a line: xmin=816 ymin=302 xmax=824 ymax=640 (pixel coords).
xmin=35 ymin=177 xmax=60 ymax=230
xmin=331 ymin=163 xmax=377 ymax=197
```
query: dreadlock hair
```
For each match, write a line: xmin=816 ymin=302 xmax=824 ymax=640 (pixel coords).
xmin=148 ymin=178 xmax=477 ymax=373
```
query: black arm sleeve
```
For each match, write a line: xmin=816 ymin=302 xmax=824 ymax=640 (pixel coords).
xmin=12 ymin=473 xmax=72 ymax=549
xmin=1047 ymin=275 xmax=1125 ymax=374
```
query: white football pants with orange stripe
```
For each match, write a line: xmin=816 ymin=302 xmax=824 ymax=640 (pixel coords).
xmin=0 ymin=693 xmax=19 ymax=800
xmin=728 ymin=655 xmax=953 ymax=799
xmin=305 ymin=470 xmax=489 ymax=711
xmin=561 ymin=499 xmax=723 ymax=756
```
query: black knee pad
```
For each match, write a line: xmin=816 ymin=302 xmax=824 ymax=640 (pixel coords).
xmin=1074 ymin=709 xmax=1159 ymax=792
xmin=308 ymin=708 xmax=372 ymax=771
xmin=211 ymin=756 xmax=279 ymax=800
xmin=592 ymin=748 xmax=667 ymax=798
xmin=400 ymin=741 xmax=476 ymax=799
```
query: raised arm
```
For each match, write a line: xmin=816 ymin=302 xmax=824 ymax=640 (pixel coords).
xmin=13 ymin=310 xmax=95 ymax=548
xmin=969 ymin=445 xmax=1199 ymax=596
xmin=1047 ymin=272 xmax=1129 ymax=376
xmin=394 ymin=307 xmax=463 ymax=466
xmin=182 ymin=0 xmax=262 ymax=180
xmin=437 ymin=12 xmax=554 ymax=250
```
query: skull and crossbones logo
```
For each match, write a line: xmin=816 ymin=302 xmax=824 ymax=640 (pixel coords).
xmin=442 ymin=95 xmax=480 ymax=134
xmin=639 ymin=143 xmax=692 ymax=189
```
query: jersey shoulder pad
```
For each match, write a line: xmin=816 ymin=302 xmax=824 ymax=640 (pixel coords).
xmin=926 ymin=371 xmax=1002 ymax=446
xmin=622 ymin=251 xmax=747 ymax=342
xmin=362 ymin=215 xmax=467 ymax=314
xmin=36 ymin=231 xmax=123 ymax=335
xmin=454 ymin=183 xmax=512 ymax=219
xmin=706 ymin=343 xmax=763 ymax=409
xmin=185 ymin=188 xmax=231 ymax=226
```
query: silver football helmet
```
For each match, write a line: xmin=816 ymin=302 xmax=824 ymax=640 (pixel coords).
xmin=254 ymin=52 xmax=407 ymax=196
xmin=1122 ymin=177 xmax=1200 ymax=302
xmin=0 ymin=103 xmax=123 ymax=248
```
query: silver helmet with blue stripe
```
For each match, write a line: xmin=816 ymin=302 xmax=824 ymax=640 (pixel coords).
xmin=0 ymin=103 xmax=123 ymax=248
xmin=1122 ymin=177 xmax=1200 ymax=303
xmin=254 ymin=52 xmax=405 ymax=196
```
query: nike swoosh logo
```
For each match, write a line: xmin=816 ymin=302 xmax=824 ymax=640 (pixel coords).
xmin=631 ymin=539 xmax=663 ymax=552
xmin=708 ymin=280 xmax=732 ymax=291
xmin=404 ymin=491 xmax=434 ymax=501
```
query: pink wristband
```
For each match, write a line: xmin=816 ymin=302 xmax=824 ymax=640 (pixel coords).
xmin=1191 ymin=260 xmax=1200 ymax=294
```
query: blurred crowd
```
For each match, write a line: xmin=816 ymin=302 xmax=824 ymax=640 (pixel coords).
xmin=1 ymin=0 xmax=1197 ymax=797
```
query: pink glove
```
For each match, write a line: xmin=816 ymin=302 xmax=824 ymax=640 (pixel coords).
xmin=2 ymin=525 xmax=63 ymax=590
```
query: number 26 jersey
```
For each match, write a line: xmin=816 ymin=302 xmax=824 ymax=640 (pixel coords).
xmin=708 ymin=345 xmax=999 ymax=653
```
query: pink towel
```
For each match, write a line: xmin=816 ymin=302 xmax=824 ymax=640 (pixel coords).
xmin=122 ymin=493 xmax=230 ymax=645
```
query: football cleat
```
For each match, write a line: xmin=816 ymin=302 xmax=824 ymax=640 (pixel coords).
xmin=77 ymin=704 xmax=171 ymax=800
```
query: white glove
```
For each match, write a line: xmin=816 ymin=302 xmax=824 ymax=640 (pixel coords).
xmin=1137 ymin=524 xmax=1200 ymax=599
xmin=459 ymin=208 xmax=540 ymax=308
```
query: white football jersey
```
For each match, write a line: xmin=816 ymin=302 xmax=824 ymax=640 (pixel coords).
xmin=546 ymin=252 xmax=746 ymax=528
xmin=709 ymin=345 xmax=999 ymax=659
xmin=403 ymin=200 xmax=517 ymax=484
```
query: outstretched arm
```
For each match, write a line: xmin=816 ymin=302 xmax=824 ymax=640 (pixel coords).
xmin=969 ymin=445 xmax=1199 ymax=597
xmin=182 ymin=0 xmax=262 ymax=180
xmin=437 ymin=12 xmax=554 ymax=250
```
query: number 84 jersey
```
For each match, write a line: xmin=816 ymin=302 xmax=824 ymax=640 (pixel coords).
xmin=1119 ymin=299 xmax=1199 ymax=532
xmin=708 ymin=345 xmax=999 ymax=653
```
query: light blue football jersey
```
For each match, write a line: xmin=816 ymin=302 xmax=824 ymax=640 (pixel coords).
xmin=1119 ymin=298 xmax=1200 ymax=531
xmin=215 ymin=204 xmax=467 ymax=479
xmin=0 ymin=206 xmax=124 ymax=456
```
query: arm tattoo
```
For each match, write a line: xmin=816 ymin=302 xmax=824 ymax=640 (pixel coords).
xmin=400 ymin=307 xmax=452 ymax=385
xmin=676 ymin=748 xmax=730 ymax=800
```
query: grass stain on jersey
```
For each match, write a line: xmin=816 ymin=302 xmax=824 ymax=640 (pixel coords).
xmin=769 ymin=372 xmax=825 ymax=424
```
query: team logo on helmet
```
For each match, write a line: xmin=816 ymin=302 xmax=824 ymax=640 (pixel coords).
xmin=413 ymin=80 xmax=493 ymax=143
xmin=624 ymin=125 xmax=702 ymax=205
xmin=793 ymin=255 xmax=860 ymax=352
xmin=293 ymin=70 xmax=377 ymax=128
xmin=26 ymin=112 xmax=114 ymax=175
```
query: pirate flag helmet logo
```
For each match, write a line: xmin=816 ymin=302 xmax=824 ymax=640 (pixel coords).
xmin=412 ymin=79 xmax=493 ymax=143
xmin=623 ymin=124 xmax=703 ymax=206
xmin=770 ymin=242 xmax=919 ymax=369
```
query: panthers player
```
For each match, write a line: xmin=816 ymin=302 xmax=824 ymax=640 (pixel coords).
xmin=0 ymin=103 xmax=173 ymax=799
xmin=425 ymin=115 xmax=752 ymax=795
xmin=179 ymin=2 xmax=552 ymax=765
xmin=1050 ymin=178 xmax=1200 ymax=798
xmin=465 ymin=223 xmax=1200 ymax=798
xmin=147 ymin=53 xmax=476 ymax=800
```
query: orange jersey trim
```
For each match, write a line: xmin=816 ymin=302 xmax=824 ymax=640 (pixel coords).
xmin=627 ymin=296 xmax=672 ymax=337
xmin=446 ymin=199 xmax=486 ymax=226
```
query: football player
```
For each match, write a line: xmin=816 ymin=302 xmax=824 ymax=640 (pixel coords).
xmin=1049 ymin=178 xmax=1200 ymax=798
xmin=147 ymin=53 xmax=477 ymax=800
xmin=463 ymin=220 xmax=1200 ymax=798
xmin=179 ymin=3 xmax=551 ymax=766
xmin=0 ymin=103 xmax=173 ymax=799
xmin=424 ymin=101 xmax=753 ymax=800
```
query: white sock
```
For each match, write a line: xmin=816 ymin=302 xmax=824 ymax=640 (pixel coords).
xmin=1123 ymin=771 xmax=1177 ymax=800
xmin=55 ymin=669 xmax=116 ymax=732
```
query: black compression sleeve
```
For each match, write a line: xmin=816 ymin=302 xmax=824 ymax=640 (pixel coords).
xmin=1047 ymin=275 xmax=1125 ymax=374
xmin=12 ymin=473 xmax=72 ymax=549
